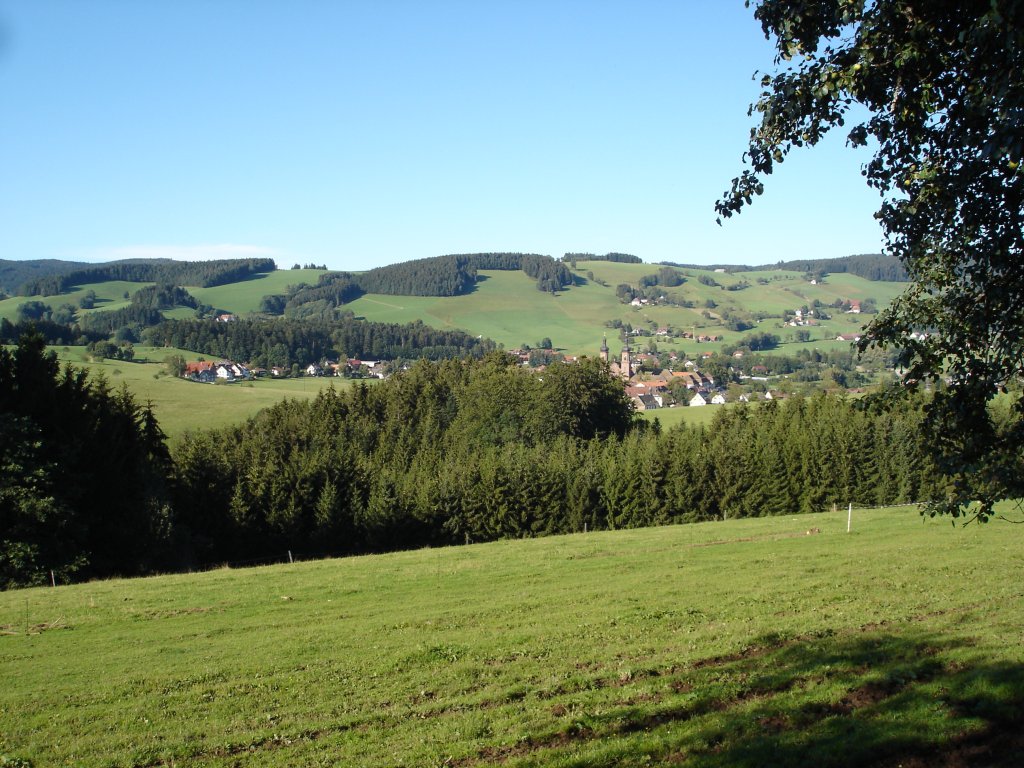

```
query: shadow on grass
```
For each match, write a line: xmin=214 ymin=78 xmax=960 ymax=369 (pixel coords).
xmin=460 ymin=273 xmax=490 ymax=296
xmin=210 ymin=270 xmax=274 ymax=290
xmin=466 ymin=629 xmax=1024 ymax=767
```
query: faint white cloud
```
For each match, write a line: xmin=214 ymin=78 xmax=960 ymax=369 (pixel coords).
xmin=78 ymin=243 xmax=281 ymax=262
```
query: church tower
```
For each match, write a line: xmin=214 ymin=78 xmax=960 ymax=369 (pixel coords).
xmin=599 ymin=335 xmax=609 ymax=363
xmin=620 ymin=339 xmax=632 ymax=379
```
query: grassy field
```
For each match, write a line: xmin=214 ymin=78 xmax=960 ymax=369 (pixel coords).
xmin=342 ymin=270 xmax=629 ymax=355
xmin=50 ymin=346 xmax=352 ymax=441
xmin=339 ymin=265 xmax=901 ymax=358
xmin=639 ymin=404 xmax=728 ymax=430
xmin=0 ymin=270 xmax=328 ymax=323
xmin=2 ymin=507 xmax=1021 ymax=767
xmin=187 ymin=269 xmax=327 ymax=315
xmin=1 ymin=257 xmax=904 ymax=441
xmin=0 ymin=280 xmax=153 ymax=323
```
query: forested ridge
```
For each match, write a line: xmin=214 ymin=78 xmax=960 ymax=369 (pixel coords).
xmin=657 ymin=254 xmax=907 ymax=282
xmin=0 ymin=259 xmax=88 ymax=295
xmin=269 ymin=253 xmax=575 ymax=316
xmin=2 ymin=335 xmax=951 ymax=587
xmin=772 ymin=254 xmax=908 ymax=282
xmin=563 ymin=252 xmax=643 ymax=264
xmin=144 ymin=315 xmax=497 ymax=367
xmin=17 ymin=258 xmax=277 ymax=296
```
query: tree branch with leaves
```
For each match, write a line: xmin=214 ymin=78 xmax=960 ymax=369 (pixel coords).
xmin=718 ymin=0 xmax=1024 ymax=520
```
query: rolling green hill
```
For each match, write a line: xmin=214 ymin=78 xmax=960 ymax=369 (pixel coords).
xmin=1 ymin=507 xmax=1021 ymax=767
xmin=37 ymin=345 xmax=353 ymax=441
xmin=0 ymin=258 xmax=906 ymax=358
xmin=187 ymin=268 xmax=328 ymax=314
xmin=1 ymin=256 xmax=908 ymax=437
xmin=336 ymin=263 xmax=903 ymax=357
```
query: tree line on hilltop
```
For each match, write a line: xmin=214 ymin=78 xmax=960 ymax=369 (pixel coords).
xmin=3 ymin=334 xmax=959 ymax=588
xmin=144 ymin=315 xmax=496 ymax=368
xmin=656 ymin=254 xmax=907 ymax=282
xmin=563 ymin=252 xmax=643 ymax=264
xmin=0 ymin=259 xmax=87 ymax=295
xmin=772 ymin=254 xmax=909 ymax=282
xmin=17 ymin=258 xmax=277 ymax=296
xmin=263 ymin=253 xmax=575 ymax=317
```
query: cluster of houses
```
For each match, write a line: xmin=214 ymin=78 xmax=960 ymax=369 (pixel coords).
xmin=183 ymin=361 xmax=252 ymax=383
xmin=621 ymin=325 xmax=723 ymax=343
xmin=180 ymin=335 xmax=800 ymax=410
xmin=182 ymin=358 xmax=387 ymax=383
xmin=511 ymin=337 xmax=783 ymax=412
xmin=787 ymin=308 xmax=818 ymax=327
xmin=297 ymin=359 xmax=385 ymax=378
xmin=598 ymin=337 xmax=765 ymax=411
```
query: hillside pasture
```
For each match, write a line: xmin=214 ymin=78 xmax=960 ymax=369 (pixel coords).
xmin=50 ymin=346 xmax=352 ymax=440
xmin=187 ymin=268 xmax=328 ymax=315
xmin=1 ymin=507 xmax=1021 ymax=767
xmin=0 ymin=280 xmax=150 ymax=323
xmin=344 ymin=270 xmax=632 ymax=355
xmin=1 ymin=262 xmax=904 ymax=360
xmin=337 ymin=264 xmax=900 ymax=358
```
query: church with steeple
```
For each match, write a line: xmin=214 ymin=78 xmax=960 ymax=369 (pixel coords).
xmin=600 ymin=335 xmax=632 ymax=380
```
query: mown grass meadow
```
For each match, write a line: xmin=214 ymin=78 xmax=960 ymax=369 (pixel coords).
xmin=2 ymin=507 xmax=1021 ymax=767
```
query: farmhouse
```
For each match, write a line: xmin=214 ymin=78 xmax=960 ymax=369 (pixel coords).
xmin=632 ymin=393 xmax=661 ymax=411
xmin=183 ymin=360 xmax=249 ymax=383
xmin=670 ymin=370 xmax=709 ymax=390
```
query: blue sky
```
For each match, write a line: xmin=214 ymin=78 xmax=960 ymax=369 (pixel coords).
xmin=0 ymin=1 xmax=885 ymax=271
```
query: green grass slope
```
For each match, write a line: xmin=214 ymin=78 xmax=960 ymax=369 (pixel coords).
xmin=50 ymin=346 xmax=350 ymax=441
xmin=341 ymin=263 xmax=906 ymax=357
xmin=343 ymin=269 xmax=628 ymax=354
xmin=0 ymin=280 xmax=154 ymax=323
xmin=2 ymin=507 xmax=1021 ymax=767
xmin=0 ymin=270 xmax=328 ymax=323
xmin=187 ymin=268 xmax=327 ymax=314
xmin=1 ymin=262 xmax=907 ymax=359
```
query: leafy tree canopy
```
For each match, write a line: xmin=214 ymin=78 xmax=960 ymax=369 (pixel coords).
xmin=718 ymin=0 xmax=1024 ymax=521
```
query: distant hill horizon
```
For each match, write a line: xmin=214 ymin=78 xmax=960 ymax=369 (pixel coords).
xmin=0 ymin=258 xmax=90 ymax=295
xmin=1 ymin=251 xmax=904 ymax=295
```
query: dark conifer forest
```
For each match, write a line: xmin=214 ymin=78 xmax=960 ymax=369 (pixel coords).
xmin=657 ymin=254 xmax=907 ymax=282
xmin=772 ymin=254 xmax=908 ymax=282
xmin=17 ymin=258 xmax=277 ymax=296
xmin=2 ymin=336 xmax=945 ymax=588
xmin=144 ymin=315 xmax=496 ymax=367
xmin=0 ymin=335 xmax=173 ymax=588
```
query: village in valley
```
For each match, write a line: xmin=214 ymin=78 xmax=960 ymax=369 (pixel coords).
xmin=170 ymin=267 xmax=896 ymax=412
xmin=177 ymin=314 xmax=866 ymax=413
